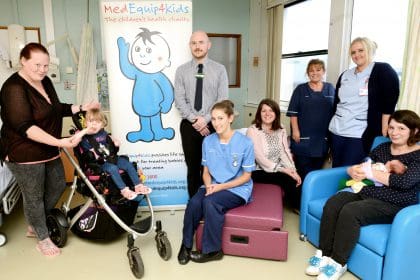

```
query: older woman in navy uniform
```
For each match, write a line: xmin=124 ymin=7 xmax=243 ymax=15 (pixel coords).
xmin=177 ymin=100 xmax=255 ymax=264
xmin=287 ymin=59 xmax=335 ymax=180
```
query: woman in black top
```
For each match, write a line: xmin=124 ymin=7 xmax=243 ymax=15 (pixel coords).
xmin=306 ymin=110 xmax=420 ymax=280
xmin=0 ymin=43 xmax=99 ymax=256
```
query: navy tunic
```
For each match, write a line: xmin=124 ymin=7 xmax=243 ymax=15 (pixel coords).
xmin=287 ymin=82 xmax=335 ymax=157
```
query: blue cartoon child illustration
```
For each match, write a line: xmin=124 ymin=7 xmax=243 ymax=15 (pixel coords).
xmin=117 ymin=28 xmax=174 ymax=142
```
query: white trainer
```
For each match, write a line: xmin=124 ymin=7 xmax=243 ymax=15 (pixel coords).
xmin=317 ymin=258 xmax=347 ymax=280
xmin=305 ymin=250 xmax=330 ymax=276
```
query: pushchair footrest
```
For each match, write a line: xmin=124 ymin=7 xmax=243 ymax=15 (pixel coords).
xmin=130 ymin=216 xmax=152 ymax=234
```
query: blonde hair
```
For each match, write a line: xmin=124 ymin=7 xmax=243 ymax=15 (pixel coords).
xmin=350 ymin=37 xmax=377 ymax=63
xmin=85 ymin=108 xmax=108 ymax=127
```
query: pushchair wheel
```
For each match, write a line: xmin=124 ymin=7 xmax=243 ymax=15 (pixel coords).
xmin=0 ymin=233 xmax=7 ymax=247
xmin=127 ymin=247 xmax=144 ymax=279
xmin=46 ymin=209 xmax=69 ymax=248
xmin=155 ymin=231 xmax=172 ymax=260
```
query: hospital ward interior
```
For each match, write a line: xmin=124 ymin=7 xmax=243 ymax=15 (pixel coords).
xmin=0 ymin=0 xmax=419 ymax=280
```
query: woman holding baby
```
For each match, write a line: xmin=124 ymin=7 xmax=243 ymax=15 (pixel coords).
xmin=305 ymin=109 xmax=420 ymax=280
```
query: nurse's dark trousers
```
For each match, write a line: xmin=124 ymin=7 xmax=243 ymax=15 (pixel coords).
xmin=181 ymin=188 xmax=245 ymax=253
xmin=330 ymin=133 xmax=366 ymax=168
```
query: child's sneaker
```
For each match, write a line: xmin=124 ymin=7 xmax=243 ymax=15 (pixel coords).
xmin=317 ymin=258 xmax=347 ymax=280
xmin=121 ymin=187 xmax=138 ymax=200
xmin=305 ymin=250 xmax=330 ymax=276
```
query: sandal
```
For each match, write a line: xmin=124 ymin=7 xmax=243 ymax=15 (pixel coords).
xmin=26 ymin=226 xmax=36 ymax=238
xmin=36 ymin=238 xmax=61 ymax=257
xmin=134 ymin=184 xmax=152 ymax=195
xmin=121 ymin=187 xmax=138 ymax=200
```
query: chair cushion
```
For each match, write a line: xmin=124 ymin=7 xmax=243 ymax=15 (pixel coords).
xmin=358 ymin=224 xmax=391 ymax=256
xmin=224 ymin=183 xmax=284 ymax=230
xmin=196 ymin=182 xmax=288 ymax=260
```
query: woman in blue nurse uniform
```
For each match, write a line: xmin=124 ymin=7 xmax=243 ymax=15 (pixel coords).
xmin=177 ymin=100 xmax=255 ymax=264
xmin=329 ymin=37 xmax=399 ymax=167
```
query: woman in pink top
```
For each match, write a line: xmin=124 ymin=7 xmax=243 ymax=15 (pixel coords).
xmin=247 ymin=99 xmax=302 ymax=212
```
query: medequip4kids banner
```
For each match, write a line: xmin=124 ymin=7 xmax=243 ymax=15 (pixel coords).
xmin=100 ymin=0 xmax=192 ymax=208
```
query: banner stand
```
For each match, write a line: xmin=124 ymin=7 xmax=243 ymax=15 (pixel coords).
xmin=100 ymin=0 xmax=193 ymax=209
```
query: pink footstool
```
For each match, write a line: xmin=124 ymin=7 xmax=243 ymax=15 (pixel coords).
xmin=196 ymin=183 xmax=288 ymax=260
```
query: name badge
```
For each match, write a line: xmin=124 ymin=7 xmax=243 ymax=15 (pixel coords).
xmin=232 ymin=154 xmax=238 ymax=167
xmin=359 ymin=88 xmax=368 ymax=96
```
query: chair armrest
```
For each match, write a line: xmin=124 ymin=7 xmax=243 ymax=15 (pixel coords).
xmin=383 ymin=204 xmax=420 ymax=280
xmin=299 ymin=166 xmax=349 ymax=236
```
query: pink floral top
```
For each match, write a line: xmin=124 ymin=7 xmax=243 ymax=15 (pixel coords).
xmin=246 ymin=124 xmax=296 ymax=172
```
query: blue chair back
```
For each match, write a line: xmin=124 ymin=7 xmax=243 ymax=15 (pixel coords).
xmin=371 ymin=136 xmax=390 ymax=151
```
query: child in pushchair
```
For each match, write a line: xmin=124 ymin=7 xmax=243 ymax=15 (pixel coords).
xmin=47 ymin=109 xmax=171 ymax=278
xmin=78 ymin=108 xmax=151 ymax=200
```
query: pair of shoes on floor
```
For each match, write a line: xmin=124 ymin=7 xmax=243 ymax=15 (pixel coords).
xmin=134 ymin=184 xmax=152 ymax=195
xmin=305 ymin=250 xmax=346 ymax=279
xmin=190 ymin=250 xmax=224 ymax=263
xmin=36 ymin=237 xmax=61 ymax=257
xmin=177 ymin=244 xmax=191 ymax=265
xmin=306 ymin=249 xmax=330 ymax=276
xmin=121 ymin=187 xmax=138 ymax=200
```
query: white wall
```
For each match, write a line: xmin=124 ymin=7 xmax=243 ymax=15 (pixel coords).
xmin=247 ymin=0 xmax=268 ymax=106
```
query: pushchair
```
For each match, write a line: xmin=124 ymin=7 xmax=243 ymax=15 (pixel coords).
xmin=46 ymin=111 xmax=172 ymax=278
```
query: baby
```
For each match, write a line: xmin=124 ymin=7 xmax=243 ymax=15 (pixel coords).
xmin=349 ymin=159 xmax=407 ymax=193
xmin=362 ymin=158 xmax=407 ymax=185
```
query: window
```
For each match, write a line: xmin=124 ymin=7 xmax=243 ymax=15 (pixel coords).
xmin=279 ymin=0 xmax=331 ymax=110
xmin=351 ymin=0 xmax=409 ymax=80
xmin=208 ymin=33 xmax=241 ymax=88
xmin=278 ymin=0 xmax=409 ymax=111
